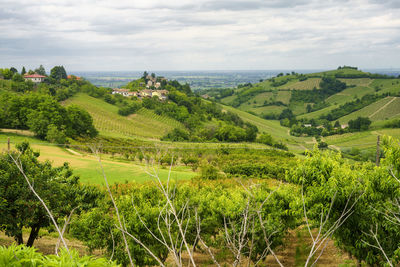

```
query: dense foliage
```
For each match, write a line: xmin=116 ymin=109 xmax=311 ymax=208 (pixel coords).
xmin=0 ymin=244 xmax=118 ymax=266
xmin=70 ymin=179 xmax=298 ymax=266
xmin=0 ymin=92 xmax=97 ymax=140
xmin=287 ymin=138 xmax=400 ymax=265
xmin=0 ymin=143 xmax=102 ymax=247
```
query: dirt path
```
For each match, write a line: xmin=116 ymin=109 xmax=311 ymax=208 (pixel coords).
xmin=66 ymin=148 xmax=82 ymax=156
xmin=369 ymin=97 xmax=396 ymax=118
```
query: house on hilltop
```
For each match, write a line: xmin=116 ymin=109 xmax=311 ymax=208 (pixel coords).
xmin=24 ymin=73 xmax=46 ymax=83
xmin=145 ymin=74 xmax=167 ymax=89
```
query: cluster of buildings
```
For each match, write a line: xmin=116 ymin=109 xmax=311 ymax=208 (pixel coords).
xmin=145 ymin=75 xmax=167 ymax=89
xmin=112 ymin=88 xmax=169 ymax=100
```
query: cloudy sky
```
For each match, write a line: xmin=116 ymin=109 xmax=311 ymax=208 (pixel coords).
xmin=1 ymin=0 xmax=399 ymax=71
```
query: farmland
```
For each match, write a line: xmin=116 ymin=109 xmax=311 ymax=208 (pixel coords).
xmin=0 ymin=131 xmax=196 ymax=185
xmin=63 ymin=93 xmax=182 ymax=139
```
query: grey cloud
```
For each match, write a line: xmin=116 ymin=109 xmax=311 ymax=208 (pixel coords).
xmin=0 ymin=0 xmax=399 ymax=70
xmin=199 ymin=0 xmax=310 ymax=11
xmin=369 ymin=0 xmax=400 ymax=8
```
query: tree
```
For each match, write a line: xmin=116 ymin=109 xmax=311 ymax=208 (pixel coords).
xmin=257 ymin=133 xmax=274 ymax=146
xmin=334 ymin=120 xmax=341 ymax=128
xmin=0 ymin=142 xmax=101 ymax=247
xmin=65 ymin=105 xmax=98 ymax=138
xmin=2 ymin=69 xmax=13 ymax=79
xmin=306 ymin=104 xmax=312 ymax=113
xmin=46 ymin=124 xmax=67 ymax=144
xmin=21 ymin=67 xmax=26 ymax=75
xmin=35 ymin=65 xmax=46 ymax=76
xmin=12 ymin=73 xmax=24 ymax=82
xmin=10 ymin=67 xmax=18 ymax=74
xmin=348 ymin=117 xmax=371 ymax=131
xmin=50 ymin=66 xmax=67 ymax=80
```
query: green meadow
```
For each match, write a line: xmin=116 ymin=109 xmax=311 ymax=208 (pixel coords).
xmin=0 ymin=131 xmax=196 ymax=185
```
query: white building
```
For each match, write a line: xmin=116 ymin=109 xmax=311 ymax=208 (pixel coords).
xmin=24 ymin=74 xmax=46 ymax=83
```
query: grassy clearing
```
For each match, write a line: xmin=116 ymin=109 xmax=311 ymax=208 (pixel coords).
xmin=63 ymin=93 xmax=182 ymax=139
xmin=0 ymin=132 xmax=196 ymax=185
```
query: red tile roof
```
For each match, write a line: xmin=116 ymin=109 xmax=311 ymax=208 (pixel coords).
xmin=67 ymin=75 xmax=81 ymax=80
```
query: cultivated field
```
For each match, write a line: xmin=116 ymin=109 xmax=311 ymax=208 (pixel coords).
xmin=63 ymin=93 xmax=182 ymax=139
xmin=339 ymin=97 xmax=400 ymax=123
xmin=280 ymin=78 xmax=321 ymax=90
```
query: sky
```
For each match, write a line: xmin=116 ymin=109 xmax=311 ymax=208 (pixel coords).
xmin=1 ymin=0 xmax=400 ymax=71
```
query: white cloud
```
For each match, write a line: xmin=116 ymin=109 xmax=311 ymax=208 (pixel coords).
xmin=0 ymin=0 xmax=399 ymax=70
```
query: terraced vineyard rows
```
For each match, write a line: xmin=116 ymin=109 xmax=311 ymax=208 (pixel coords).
xmin=339 ymin=97 xmax=396 ymax=123
xmin=370 ymin=97 xmax=400 ymax=121
xmin=63 ymin=93 xmax=181 ymax=139
xmin=280 ymin=78 xmax=321 ymax=90
xmin=276 ymin=90 xmax=291 ymax=104
xmin=339 ymin=78 xmax=372 ymax=86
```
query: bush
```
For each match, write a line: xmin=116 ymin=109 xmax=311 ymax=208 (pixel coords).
xmin=0 ymin=244 xmax=118 ymax=266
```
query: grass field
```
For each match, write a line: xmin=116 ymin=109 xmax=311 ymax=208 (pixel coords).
xmin=63 ymin=93 xmax=182 ymax=139
xmin=0 ymin=132 xmax=196 ymax=185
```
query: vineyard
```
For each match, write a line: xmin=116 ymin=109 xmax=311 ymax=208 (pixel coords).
xmin=339 ymin=96 xmax=396 ymax=123
xmin=338 ymin=78 xmax=373 ymax=86
xmin=280 ymin=78 xmax=321 ymax=90
xmin=63 ymin=93 xmax=182 ymax=139
xmin=276 ymin=90 xmax=291 ymax=104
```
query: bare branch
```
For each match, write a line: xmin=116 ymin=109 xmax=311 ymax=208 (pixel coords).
xmin=9 ymin=153 xmax=70 ymax=257
xmin=55 ymin=206 xmax=78 ymax=255
xmin=90 ymin=145 xmax=134 ymax=267
xmin=361 ymin=224 xmax=393 ymax=267
xmin=195 ymin=210 xmax=221 ymax=267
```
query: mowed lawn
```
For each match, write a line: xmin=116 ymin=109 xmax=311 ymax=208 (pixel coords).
xmin=0 ymin=132 xmax=197 ymax=185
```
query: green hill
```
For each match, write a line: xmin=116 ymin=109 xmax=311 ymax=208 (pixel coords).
xmin=219 ymin=67 xmax=400 ymax=121
xmin=63 ymin=93 xmax=182 ymax=139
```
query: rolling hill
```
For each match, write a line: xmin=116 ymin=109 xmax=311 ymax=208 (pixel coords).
xmin=220 ymin=67 xmax=400 ymax=120
xmin=214 ymin=67 xmax=400 ymax=153
xmin=63 ymin=93 xmax=183 ymax=139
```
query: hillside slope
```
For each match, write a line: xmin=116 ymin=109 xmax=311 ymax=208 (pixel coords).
xmin=63 ymin=93 xmax=182 ymax=139
xmin=219 ymin=68 xmax=400 ymax=123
